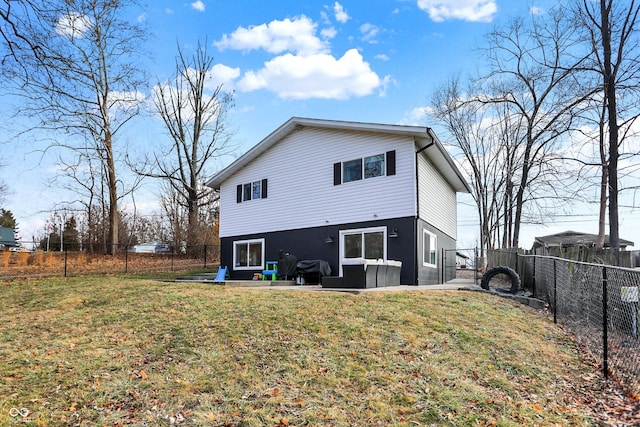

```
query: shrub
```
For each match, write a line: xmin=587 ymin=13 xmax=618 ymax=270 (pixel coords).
xmin=0 ymin=251 xmax=10 ymax=267
xmin=15 ymin=251 xmax=29 ymax=266
xmin=30 ymin=251 xmax=44 ymax=266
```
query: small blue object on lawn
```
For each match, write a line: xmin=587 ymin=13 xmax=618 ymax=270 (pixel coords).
xmin=214 ymin=266 xmax=228 ymax=282
xmin=262 ymin=261 xmax=278 ymax=281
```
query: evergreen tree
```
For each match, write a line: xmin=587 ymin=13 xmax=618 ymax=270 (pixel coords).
xmin=0 ymin=209 xmax=17 ymax=230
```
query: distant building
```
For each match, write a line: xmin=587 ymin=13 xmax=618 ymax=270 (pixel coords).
xmin=533 ymin=230 xmax=634 ymax=250
xmin=456 ymin=251 xmax=470 ymax=269
xmin=0 ymin=226 xmax=17 ymax=250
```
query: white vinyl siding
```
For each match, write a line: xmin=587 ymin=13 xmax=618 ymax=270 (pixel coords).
xmin=417 ymin=152 xmax=457 ymax=239
xmin=219 ymin=128 xmax=416 ymax=237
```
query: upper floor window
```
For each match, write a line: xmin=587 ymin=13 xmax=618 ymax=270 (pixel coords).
xmin=334 ymin=150 xmax=396 ymax=185
xmin=237 ymin=179 xmax=268 ymax=203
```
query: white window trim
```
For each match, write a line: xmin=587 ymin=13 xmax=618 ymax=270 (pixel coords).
xmin=423 ymin=229 xmax=437 ymax=268
xmin=233 ymin=238 xmax=265 ymax=270
xmin=339 ymin=226 xmax=388 ymax=275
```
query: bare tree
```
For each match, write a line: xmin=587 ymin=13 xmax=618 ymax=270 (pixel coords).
xmin=0 ymin=0 xmax=47 ymax=73
xmin=140 ymin=41 xmax=233 ymax=252
xmin=430 ymin=77 xmax=575 ymax=253
xmin=0 ymin=161 xmax=6 ymax=206
xmin=7 ymin=0 xmax=148 ymax=255
xmin=477 ymin=6 xmax=596 ymax=248
xmin=573 ymin=0 xmax=640 ymax=260
xmin=431 ymin=78 xmax=513 ymax=255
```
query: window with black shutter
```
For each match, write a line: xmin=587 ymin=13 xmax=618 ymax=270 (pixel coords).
xmin=237 ymin=179 xmax=268 ymax=202
xmin=334 ymin=150 xmax=396 ymax=184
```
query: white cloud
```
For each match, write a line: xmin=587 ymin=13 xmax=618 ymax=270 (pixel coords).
xmin=321 ymin=26 xmax=337 ymax=39
xmin=206 ymin=64 xmax=241 ymax=90
xmin=334 ymin=2 xmax=350 ymax=23
xmin=165 ymin=8 xmax=174 ymax=14
xmin=152 ymin=80 xmax=227 ymax=124
xmin=237 ymin=48 xmax=386 ymax=100
xmin=416 ymin=0 xmax=497 ymax=22
xmin=399 ymin=106 xmax=431 ymax=125
xmin=191 ymin=1 xmax=205 ymax=12
xmin=375 ymin=54 xmax=390 ymax=61
xmin=55 ymin=13 xmax=93 ymax=38
xmin=530 ymin=6 xmax=544 ymax=15
xmin=136 ymin=13 xmax=147 ymax=23
xmin=106 ymin=90 xmax=147 ymax=122
xmin=214 ymin=16 xmax=327 ymax=56
xmin=109 ymin=90 xmax=147 ymax=111
xmin=360 ymin=23 xmax=380 ymax=43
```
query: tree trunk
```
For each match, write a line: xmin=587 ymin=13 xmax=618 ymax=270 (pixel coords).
xmin=106 ymin=131 xmax=118 ymax=255
xmin=596 ymin=100 xmax=608 ymax=249
xmin=600 ymin=0 xmax=620 ymax=263
xmin=512 ymin=141 xmax=532 ymax=249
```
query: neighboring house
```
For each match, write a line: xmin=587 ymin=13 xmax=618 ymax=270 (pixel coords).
xmin=0 ymin=226 xmax=17 ymax=250
xmin=456 ymin=251 xmax=470 ymax=269
xmin=206 ymin=117 xmax=471 ymax=285
xmin=533 ymin=230 xmax=634 ymax=250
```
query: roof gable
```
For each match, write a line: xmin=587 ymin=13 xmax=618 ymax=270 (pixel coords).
xmin=0 ymin=226 xmax=16 ymax=246
xmin=206 ymin=117 xmax=470 ymax=193
xmin=534 ymin=230 xmax=634 ymax=248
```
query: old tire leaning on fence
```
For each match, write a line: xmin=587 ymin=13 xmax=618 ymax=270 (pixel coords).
xmin=481 ymin=266 xmax=521 ymax=293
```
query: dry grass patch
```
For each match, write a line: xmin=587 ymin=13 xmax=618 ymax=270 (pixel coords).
xmin=0 ymin=277 xmax=607 ymax=426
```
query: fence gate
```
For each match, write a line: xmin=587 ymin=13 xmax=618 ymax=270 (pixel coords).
xmin=442 ymin=248 xmax=479 ymax=285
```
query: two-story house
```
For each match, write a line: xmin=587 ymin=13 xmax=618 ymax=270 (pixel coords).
xmin=205 ymin=117 xmax=470 ymax=285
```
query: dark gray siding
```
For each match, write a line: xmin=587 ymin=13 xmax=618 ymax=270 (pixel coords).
xmin=416 ymin=219 xmax=456 ymax=285
xmin=220 ymin=216 xmax=417 ymax=284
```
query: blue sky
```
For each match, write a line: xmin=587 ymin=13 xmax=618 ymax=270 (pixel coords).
xmin=5 ymin=0 xmax=639 ymax=250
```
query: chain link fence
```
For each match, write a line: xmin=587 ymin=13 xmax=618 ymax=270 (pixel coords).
xmin=489 ymin=250 xmax=640 ymax=398
xmin=0 ymin=243 xmax=220 ymax=279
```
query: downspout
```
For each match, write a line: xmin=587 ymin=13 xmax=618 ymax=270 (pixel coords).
xmin=415 ymin=128 xmax=436 ymax=284
xmin=415 ymin=128 xmax=436 ymax=218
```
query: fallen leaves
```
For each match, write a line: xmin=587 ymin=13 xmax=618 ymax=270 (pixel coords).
xmin=2 ymin=277 xmax=639 ymax=426
xmin=130 ymin=369 xmax=148 ymax=380
xmin=265 ymin=387 xmax=282 ymax=397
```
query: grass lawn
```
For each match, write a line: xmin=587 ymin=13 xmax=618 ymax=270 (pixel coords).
xmin=0 ymin=276 xmax=611 ymax=426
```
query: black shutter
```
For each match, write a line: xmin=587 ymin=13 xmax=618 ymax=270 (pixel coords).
xmin=333 ymin=162 xmax=342 ymax=185
xmin=261 ymin=179 xmax=268 ymax=199
xmin=236 ymin=184 xmax=242 ymax=203
xmin=386 ymin=150 xmax=396 ymax=176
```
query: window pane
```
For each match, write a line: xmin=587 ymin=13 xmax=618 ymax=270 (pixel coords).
xmin=243 ymin=183 xmax=252 ymax=201
xmin=364 ymin=154 xmax=385 ymax=178
xmin=430 ymin=235 xmax=437 ymax=265
xmin=235 ymin=242 xmax=248 ymax=267
xmin=344 ymin=234 xmax=362 ymax=258
xmin=423 ymin=231 xmax=437 ymax=265
xmin=343 ymin=159 xmax=362 ymax=183
xmin=364 ymin=232 xmax=384 ymax=259
xmin=252 ymin=181 xmax=262 ymax=200
xmin=248 ymin=242 xmax=262 ymax=267
xmin=423 ymin=235 xmax=430 ymax=264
